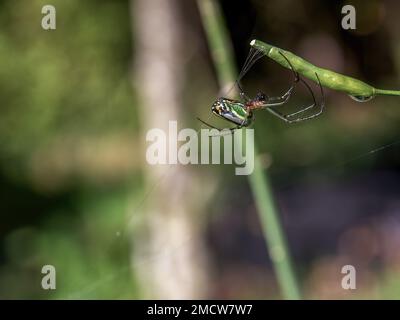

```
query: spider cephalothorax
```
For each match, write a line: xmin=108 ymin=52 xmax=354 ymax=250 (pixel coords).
xmin=245 ymin=92 xmax=268 ymax=111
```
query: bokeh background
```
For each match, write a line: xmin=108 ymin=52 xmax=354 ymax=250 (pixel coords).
xmin=1 ymin=0 xmax=400 ymax=299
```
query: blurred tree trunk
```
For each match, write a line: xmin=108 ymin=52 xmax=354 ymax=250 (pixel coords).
xmin=130 ymin=0 xmax=209 ymax=298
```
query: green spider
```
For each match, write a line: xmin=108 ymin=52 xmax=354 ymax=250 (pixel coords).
xmin=199 ymin=39 xmax=400 ymax=132
xmin=198 ymin=49 xmax=324 ymax=131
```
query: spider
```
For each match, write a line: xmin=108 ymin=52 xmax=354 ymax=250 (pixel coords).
xmin=198 ymin=52 xmax=325 ymax=132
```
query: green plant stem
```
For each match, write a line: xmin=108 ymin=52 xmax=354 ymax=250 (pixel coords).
xmin=248 ymin=157 xmax=300 ymax=299
xmin=197 ymin=0 xmax=301 ymax=299
xmin=375 ymin=89 xmax=400 ymax=96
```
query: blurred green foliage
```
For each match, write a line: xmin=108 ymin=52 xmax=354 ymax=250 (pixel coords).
xmin=0 ymin=0 xmax=140 ymax=298
xmin=0 ymin=0 xmax=136 ymax=173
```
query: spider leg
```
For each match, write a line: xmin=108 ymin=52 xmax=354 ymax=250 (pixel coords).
xmin=197 ymin=117 xmax=242 ymax=136
xmin=264 ymin=73 xmax=325 ymax=123
xmin=237 ymin=81 xmax=251 ymax=102
xmin=264 ymin=51 xmax=300 ymax=107
xmin=285 ymin=78 xmax=317 ymax=118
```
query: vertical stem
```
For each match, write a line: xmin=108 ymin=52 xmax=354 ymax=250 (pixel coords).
xmin=248 ymin=157 xmax=301 ymax=299
xmin=197 ymin=0 xmax=237 ymax=93
xmin=197 ymin=0 xmax=301 ymax=299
